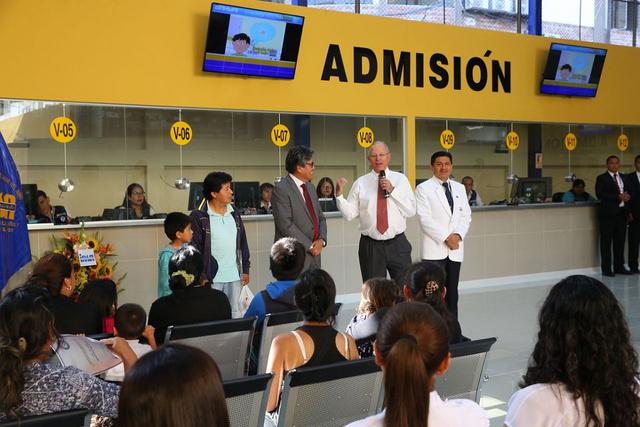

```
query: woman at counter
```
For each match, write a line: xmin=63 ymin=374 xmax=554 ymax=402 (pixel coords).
xmin=117 ymin=183 xmax=155 ymax=219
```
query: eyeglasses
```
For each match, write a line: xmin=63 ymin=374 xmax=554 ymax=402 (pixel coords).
xmin=304 ymin=161 xmax=315 ymax=168
xmin=368 ymin=153 xmax=389 ymax=159
xmin=131 ymin=191 xmax=146 ymax=196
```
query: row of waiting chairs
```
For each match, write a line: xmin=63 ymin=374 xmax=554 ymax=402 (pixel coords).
xmin=1 ymin=337 xmax=496 ymax=427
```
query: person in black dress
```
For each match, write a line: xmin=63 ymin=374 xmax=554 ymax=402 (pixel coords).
xmin=148 ymin=246 xmax=231 ymax=344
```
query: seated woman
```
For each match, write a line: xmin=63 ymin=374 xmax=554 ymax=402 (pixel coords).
xmin=265 ymin=269 xmax=359 ymax=413
xmin=118 ymin=343 xmax=230 ymax=427
xmin=244 ymin=237 xmax=306 ymax=326
xmin=346 ymin=302 xmax=488 ymax=427
xmin=345 ymin=277 xmax=399 ymax=358
xmin=316 ymin=177 xmax=338 ymax=212
xmin=403 ymin=261 xmax=463 ymax=344
xmin=0 ymin=285 xmax=136 ymax=422
xmin=30 ymin=253 xmax=102 ymax=336
xmin=79 ymin=279 xmax=118 ymax=334
xmin=117 ymin=183 xmax=154 ymax=219
xmin=504 ymin=275 xmax=640 ymax=427
xmin=148 ymin=246 xmax=231 ymax=345
xmin=35 ymin=190 xmax=70 ymax=224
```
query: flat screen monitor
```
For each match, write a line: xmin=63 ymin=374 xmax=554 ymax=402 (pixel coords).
xmin=188 ymin=182 xmax=205 ymax=211
xmin=540 ymin=43 xmax=607 ymax=97
xmin=510 ymin=177 xmax=553 ymax=204
xmin=232 ymin=181 xmax=260 ymax=210
xmin=102 ymin=208 xmax=137 ymax=221
xmin=21 ymin=184 xmax=38 ymax=217
xmin=202 ymin=3 xmax=305 ymax=79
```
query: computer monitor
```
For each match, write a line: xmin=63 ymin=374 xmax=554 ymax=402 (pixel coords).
xmin=188 ymin=182 xmax=205 ymax=211
xmin=21 ymin=184 xmax=38 ymax=217
xmin=232 ymin=181 xmax=260 ymax=210
xmin=510 ymin=177 xmax=553 ymax=204
xmin=102 ymin=208 xmax=137 ymax=221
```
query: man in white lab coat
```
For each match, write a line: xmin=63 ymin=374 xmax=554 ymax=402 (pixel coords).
xmin=415 ymin=151 xmax=471 ymax=318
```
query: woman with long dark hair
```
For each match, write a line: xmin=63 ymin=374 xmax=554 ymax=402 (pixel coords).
xmin=118 ymin=343 xmax=230 ymax=427
xmin=79 ymin=279 xmax=118 ymax=334
xmin=505 ymin=275 xmax=640 ymax=427
xmin=347 ymin=302 xmax=487 ymax=427
xmin=0 ymin=286 xmax=135 ymax=421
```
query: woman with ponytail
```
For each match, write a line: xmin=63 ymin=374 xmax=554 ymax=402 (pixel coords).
xmin=148 ymin=246 xmax=231 ymax=344
xmin=265 ymin=269 xmax=359 ymax=413
xmin=0 ymin=285 xmax=135 ymax=422
xmin=347 ymin=302 xmax=488 ymax=427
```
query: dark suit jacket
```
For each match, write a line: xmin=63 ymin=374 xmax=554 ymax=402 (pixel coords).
xmin=595 ymin=171 xmax=626 ymax=217
xmin=51 ymin=296 xmax=102 ymax=336
xmin=271 ymin=175 xmax=327 ymax=268
xmin=624 ymin=171 xmax=640 ymax=220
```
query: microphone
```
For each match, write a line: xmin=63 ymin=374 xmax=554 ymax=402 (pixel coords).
xmin=379 ymin=170 xmax=389 ymax=198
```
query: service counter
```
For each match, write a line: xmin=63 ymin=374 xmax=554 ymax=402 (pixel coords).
xmin=27 ymin=202 xmax=599 ymax=311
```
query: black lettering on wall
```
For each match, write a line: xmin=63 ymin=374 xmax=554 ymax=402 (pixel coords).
xmin=383 ymin=50 xmax=411 ymax=86
xmin=354 ymin=47 xmax=378 ymax=84
xmin=321 ymin=44 xmax=348 ymax=82
xmin=429 ymin=53 xmax=449 ymax=89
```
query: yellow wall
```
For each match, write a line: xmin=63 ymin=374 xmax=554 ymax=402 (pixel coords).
xmin=1 ymin=0 xmax=639 ymax=125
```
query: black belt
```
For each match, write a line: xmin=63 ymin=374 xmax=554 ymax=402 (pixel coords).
xmin=360 ymin=233 xmax=404 ymax=244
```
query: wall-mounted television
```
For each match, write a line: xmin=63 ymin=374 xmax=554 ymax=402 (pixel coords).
xmin=540 ymin=43 xmax=607 ymax=97
xmin=202 ymin=3 xmax=304 ymax=79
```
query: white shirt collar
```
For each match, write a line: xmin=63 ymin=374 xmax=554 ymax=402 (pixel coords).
xmin=289 ymin=173 xmax=306 ymax=187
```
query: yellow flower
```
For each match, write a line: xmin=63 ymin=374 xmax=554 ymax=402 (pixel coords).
xmin=87 ymin=238 xmax=99 ymax=250
xmin=104 ymin=265 xmax=113 ymax=278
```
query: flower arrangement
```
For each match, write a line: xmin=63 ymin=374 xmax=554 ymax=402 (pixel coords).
xmin=51 ymin=227 xmax=125 ymax=295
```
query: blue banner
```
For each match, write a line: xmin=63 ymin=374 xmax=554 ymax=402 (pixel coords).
xmin=0 ymin=131 xmax=31 ymax=291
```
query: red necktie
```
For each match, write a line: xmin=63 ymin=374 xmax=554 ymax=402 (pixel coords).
xmin=301 ymin=184 xmax=320 ymax=241
xmin=377 ymin=185 xmax=388 ymax=235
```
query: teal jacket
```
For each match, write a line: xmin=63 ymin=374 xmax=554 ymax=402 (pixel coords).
xmin=157 ymin=245 xmax=178 ymax=298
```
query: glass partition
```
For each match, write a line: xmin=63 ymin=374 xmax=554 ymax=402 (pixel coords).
xmin=0 ymin=99 xmax=403 ymax=221
xmin=416 ymin=119 xmax=529 ymax=205
xmin=541 ymin=123 xmax=640 ymax=197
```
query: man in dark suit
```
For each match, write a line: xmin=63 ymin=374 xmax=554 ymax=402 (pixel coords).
xmin=595 ymin=155 xmax=631 ymax=276
xmin=624 ymin=154 xmax=640 ymax=273
xmin=272 ymin=146 xmax=327 ymax=270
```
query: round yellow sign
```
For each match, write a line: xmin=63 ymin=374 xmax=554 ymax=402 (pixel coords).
xmin=618 ymin=134 xmax=629 ymax=152
xmin=440 ymin=129 xmax=455 ymax=150
xmin=49 ymin=117 xmax=77 ymax=144
xmin=356 ymin=126 xmax=374 ymax=149
xmin=564 ymin=132 xmax=577 ymax=151
xmin=505 ymin=131 xmax=520 ymax=151
xmin=170 ymin=121 xmax=193 ymax=146
xmin=271 ymin=124 xmax=291 ymax=147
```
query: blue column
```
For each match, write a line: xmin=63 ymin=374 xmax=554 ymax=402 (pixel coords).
xmin=528 ymin=0 xmax=542 ymax=35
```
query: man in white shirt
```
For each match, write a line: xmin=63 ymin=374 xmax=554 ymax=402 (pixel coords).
xmin=415 ymin=151 xmax=471 ymax=318
xmin=461 ymin=176 xmax=483 ymax=207
xmin=336 ymin=141 xmax=416 ymax=285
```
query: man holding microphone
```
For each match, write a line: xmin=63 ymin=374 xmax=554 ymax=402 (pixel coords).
xmin=336 ymin=141 xmax=416 ymax=285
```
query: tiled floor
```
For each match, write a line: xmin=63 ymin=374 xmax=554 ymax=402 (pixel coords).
xmin=459 ymin=273 xmax=640 ymax=427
